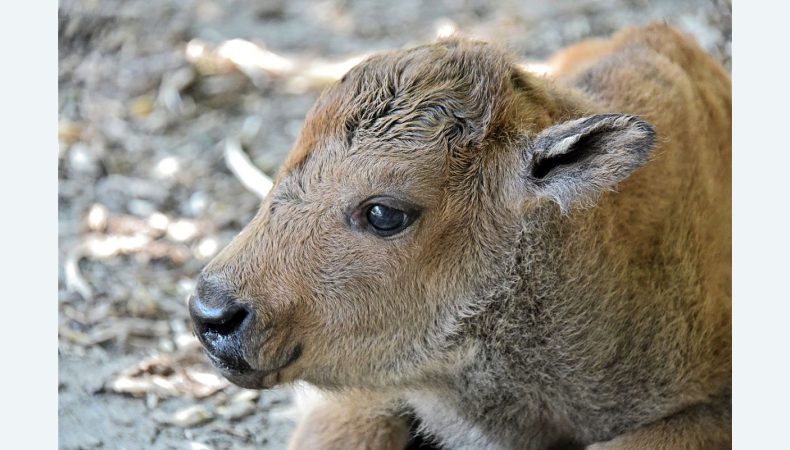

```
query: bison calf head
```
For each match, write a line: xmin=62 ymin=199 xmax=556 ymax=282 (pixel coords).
xmin=188 ymin=39 xmax=655 ymax=390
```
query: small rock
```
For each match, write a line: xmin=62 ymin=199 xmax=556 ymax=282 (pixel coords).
xmin=59 ymin=119 xmax=83 ymax=145
xmin=85 ymin=203 xmax=109 ymax=232
xmin=147 ymin=212 xmax=170 ymax=232
xmin=67 ymin=142 xmax=101 ymax=177
xmin=177 ymin=278 xmax=197 ymax=298
xmin=167 ymin=219 xmax=199 ymax=242
xmin=130 ymin=94 xmax=156 ymax=119
xmin=158 ymin=337 xmax=176 ymax=353
xmin=187 ymin=191 xmax=209 ymax=216
xmin=128 ymin=198 xmax=157 ymax=217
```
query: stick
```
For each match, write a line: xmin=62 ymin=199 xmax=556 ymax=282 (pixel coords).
xmin=223 ymin=138 xmax=273 ymax=199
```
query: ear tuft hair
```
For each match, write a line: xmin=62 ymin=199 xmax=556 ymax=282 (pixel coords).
xmin=524 ymin=114 xmax=656 ymax=212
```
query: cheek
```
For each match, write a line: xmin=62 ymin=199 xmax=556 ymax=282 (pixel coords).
xmin=307 ymin=235 xmax=423 ymax=322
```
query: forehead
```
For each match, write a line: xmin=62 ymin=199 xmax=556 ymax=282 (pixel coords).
xmin=274 ymin=132 xmax=443 ymax=210
xmin=280 ymin=38 xmax=513 ymax=177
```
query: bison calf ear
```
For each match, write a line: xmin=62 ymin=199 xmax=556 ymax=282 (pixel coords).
xmin=523 ymin=113 xmax=656 ymax=212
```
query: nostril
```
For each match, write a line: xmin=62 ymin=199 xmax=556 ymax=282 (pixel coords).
xmin=189 ymin=293 xmax=253 ymax=339
xmin=203 ymin=305 xmax=250 ymax=337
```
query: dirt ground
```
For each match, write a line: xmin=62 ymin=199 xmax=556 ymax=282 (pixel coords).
xmin=58 ymin=0 xmax=731 ymax=448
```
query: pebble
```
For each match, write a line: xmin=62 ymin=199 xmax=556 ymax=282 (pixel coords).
xmin=67 ymin=142 xmax=101 ymax=177
xmin=187 ymin=191 xmax=209 ymax=216
xmin=59 ymin=119 xmax=84 ymax=145
xmin=128 ymin=199 xmax=157 ymax=217
xmin=130 ymin=94 xmax=156 ymax=119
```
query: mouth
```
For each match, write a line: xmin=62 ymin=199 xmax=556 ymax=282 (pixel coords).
xmin=203 ymin=344 xmax=303 ymax=389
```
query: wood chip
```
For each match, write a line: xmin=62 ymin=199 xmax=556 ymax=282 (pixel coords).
xmin=160 ymin=405 xmax=214 ymax=427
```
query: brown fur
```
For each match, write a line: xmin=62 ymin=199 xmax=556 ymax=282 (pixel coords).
xmin=195 ymin=23 xmax=731 ymax=449
xmin=287 ymin=391 xmax=410 ymax=450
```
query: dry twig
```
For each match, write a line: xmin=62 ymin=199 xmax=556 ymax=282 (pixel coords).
xmin=223 ymin=138 xmax=273 ymax=199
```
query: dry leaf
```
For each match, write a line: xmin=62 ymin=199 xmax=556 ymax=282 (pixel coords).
xmin=106 ymin=341 xmax=229 ymax=399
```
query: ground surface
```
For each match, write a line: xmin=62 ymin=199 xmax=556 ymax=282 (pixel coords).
xmin=58 ymin=1 xmax=731 ymax=448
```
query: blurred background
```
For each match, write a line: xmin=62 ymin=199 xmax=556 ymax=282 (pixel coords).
xmin=58 ymin=0 xmax=731 ymax=448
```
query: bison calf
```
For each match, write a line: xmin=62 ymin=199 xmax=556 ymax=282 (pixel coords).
xmin=189 ymin=23 xmax=731 ymax=449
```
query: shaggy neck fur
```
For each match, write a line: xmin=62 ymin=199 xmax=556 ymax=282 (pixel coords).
xmin=410 ymin=183 xmax=728 ymax=449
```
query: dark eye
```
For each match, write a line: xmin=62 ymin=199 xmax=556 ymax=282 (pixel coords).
xmin=350 ymin=197 xmax=420 ymax=237
xmin=367 ymin=204 xmax=407 ymax=233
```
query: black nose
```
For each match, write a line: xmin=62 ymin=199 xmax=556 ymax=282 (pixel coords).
xmin=189 ymin=279 xmax=254 ymax=371
xmin=190 ymin=295 xmax=250 ymax=337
